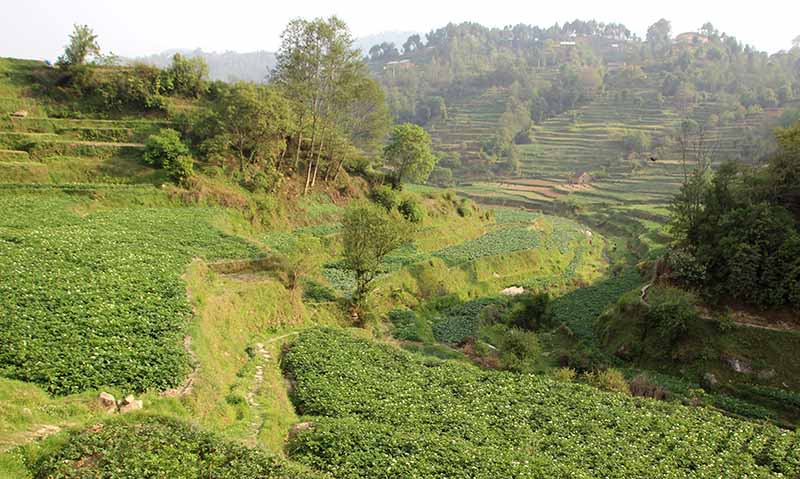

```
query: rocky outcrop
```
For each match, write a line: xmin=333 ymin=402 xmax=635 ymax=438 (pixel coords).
xmin=98 ymin=392 xmax=117 ymax=413
xmin=118 ymin=395 xmax=143 ymax=414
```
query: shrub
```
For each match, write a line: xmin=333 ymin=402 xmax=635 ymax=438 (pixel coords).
xmin=480 ymin=323 xmax=541 ymax=373
xmin=552 ymin=367 xmax=577 ymax=382
xmin=629 ymin=374 xmax=667 ymax=400
xmin=303 ymin=280 xmax=338 ymax=303
xmin=398 ymin=197 xmax=425 ymax=223
xmin=585 ymin=368 xmax=631 ymax=395
xmin=504 ymin=292 xmax=553 ymax=331
xmin=370 ymin=184 xmax=400 ymax=211
xmin=168 ymin=154 xmax=194 ymax=184
xmin=143 ymin=128 xmax=189 ymax=168
xmin=645 ymin=288 xmax=697 ymax=345
xmin=242 ymin=165 xmax=283 ymax=193
xmin=456 ymin=198 xmax=474 ymax=217
xmin=667 ymin=248 xmax=707 ymax=285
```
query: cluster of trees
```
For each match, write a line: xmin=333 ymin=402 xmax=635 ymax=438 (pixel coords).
xmin=669 ymin=121 xmax=800 ymax=308
xmin=46 ymin=25 xmax=211 ymax=112
xmin=364 ymin=19 xmax=799 ymax=177
xmin=649 ymin=20 xmax=800 ymax=115
xmin=368 ymin=21 xmax=612 ymax=129
xmin=45 ymin=21 xmax=445 ymax=196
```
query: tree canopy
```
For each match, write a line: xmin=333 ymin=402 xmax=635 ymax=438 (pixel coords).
xmin=383 ymin=123 xmax=438 ymax=186
xmin=342 ymin=202 xmax=413 ymax=305
xmin=57 ymin=24 xmax=102 ymax=67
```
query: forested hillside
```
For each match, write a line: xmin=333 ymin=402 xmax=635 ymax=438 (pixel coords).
xmin=368 ymin=20 xmax=800 ymax=180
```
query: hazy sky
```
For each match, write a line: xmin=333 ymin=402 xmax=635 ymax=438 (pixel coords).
xmin=2 ymin=0 xmax=797 ymax=60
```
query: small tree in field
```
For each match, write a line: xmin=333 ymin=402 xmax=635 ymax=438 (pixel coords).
xmin=57 ymin=24 xmax=101 ymax=67
xmin=342 ymin=202 xmax=412 ymax=307
xmin=383 ymin=123 xmax=438 ymax=187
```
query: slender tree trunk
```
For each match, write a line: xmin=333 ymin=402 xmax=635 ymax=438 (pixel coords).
xmin=276 ymin=137 xmax=288 ymax=171
xmin=311 ymin=138 xmax=324 ymax=188
xmin=293 ymin=130 xmax=304 ymax=171
xmin=303 ymin=158 xmax=314 ymax=195
xmin=311 ymin=128 xmax=327 ymax=188
xmin=324 ymin=155 xmax=336 ymax=182
xmin=332 ymin=155 xmax=346 ymax=182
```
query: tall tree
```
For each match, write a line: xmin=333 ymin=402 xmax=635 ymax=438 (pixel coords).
xmin=272 ymin=16 xmax=366 ymax=193
xmin=342 ymin=202 xmax=412 ymax=308
xmin=383 ymin=123 xmax=438 ymax=186
xmin=403 ymin=34 xmax=424 ymax=54
xmin=57 ymin=24 xmax=101 ymax=67
xmin=323 ymin=63 xmax=391 ymax=182
xmin=646 ymin=19 xmax=672 ymax=58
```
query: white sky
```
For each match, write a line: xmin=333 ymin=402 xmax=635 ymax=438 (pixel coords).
xmin=2 ymin=0 xmax=797 ymax=61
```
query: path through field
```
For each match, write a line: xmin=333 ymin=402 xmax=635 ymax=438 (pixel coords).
xmin=245 ymin=332 xmax=300 ymax=446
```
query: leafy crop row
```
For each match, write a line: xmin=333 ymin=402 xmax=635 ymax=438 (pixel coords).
xmin=493 ymin=207 xmax=540 ymax=224
xmin=282 ymin=329 xmax=800 ymax=478
xmin=33 ymin=415 xmax=328 ymax=478
xmin=433 ymin=226 xmax=542 ymax=265
xmin=0 ymin=194 xmax=256 ymax=394
xmin=430 ymin=297 xmax=503 ymax=344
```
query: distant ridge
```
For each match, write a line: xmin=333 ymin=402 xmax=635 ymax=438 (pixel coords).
xmin=353 ymin=31 xmax=419 ymax=56
xmin=128 ymin=32 xmax=418 ymax=83
xmin=129 ymin=49 xmax=276 ymax=83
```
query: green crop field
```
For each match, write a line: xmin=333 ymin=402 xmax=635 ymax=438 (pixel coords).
xmin=283 ymin=329 xmax=800 ymax=478
xmin=0 ymin=193 xmax=257 ymax=395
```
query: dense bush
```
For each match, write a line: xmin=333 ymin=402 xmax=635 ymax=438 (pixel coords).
xmin=143 ymin=128 xmax=189 ymax=168
xmin=666 ymin=248 xmax=707 ymax=285
xmin=398 ymin=197 xmax=425 ymax=223
xmin=282 ymin=329 xmax=800 ymax=478
xmin=503 ymin=292 xmax=553 ymax=331
xmin=369 ymin=184 xmax=400 ymax=211
xmin=168 ymin=154 xmax=194 ymax=184
xmin=584 ymin=368 xmax=631 ymax=395
xmin=33 ymin=415 xmax=327 ymax=478
xmin=645 ymin=287 xmax=697 ymax=345
xmin=479 ymin=323 xmax=541 ymax=372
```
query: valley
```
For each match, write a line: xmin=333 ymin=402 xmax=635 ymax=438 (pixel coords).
xmin=1 ymin=12 xmax=800 ymax=479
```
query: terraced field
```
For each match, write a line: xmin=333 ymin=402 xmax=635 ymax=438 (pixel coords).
xmin=428 ymin=87 xmax=510 ymax=163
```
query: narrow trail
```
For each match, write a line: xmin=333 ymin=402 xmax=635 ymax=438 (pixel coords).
xmin=730 ymin=320 xmax=793 ymax=332
xmin=244 ymin=332 xmax=301 ymax=445
xmin=50 ymin=140 xmax=145 ymax=147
